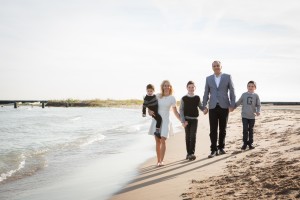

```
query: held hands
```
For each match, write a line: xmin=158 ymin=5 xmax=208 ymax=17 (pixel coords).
xmin=182 ymin=121 xmax=188 ymax=128
xmin=229 ymin=107 xmax=234 ymax=112
xmin=203 ymin=108 xmax=208 ymax=115
xmin=177 ymin=112 xmax=181 ymax=121
xmin=256 ymin=112 xmax=260 ymax=116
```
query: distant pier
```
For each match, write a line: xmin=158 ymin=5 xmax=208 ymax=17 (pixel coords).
xmin=0 ymin=100 xmax=48 ymax=108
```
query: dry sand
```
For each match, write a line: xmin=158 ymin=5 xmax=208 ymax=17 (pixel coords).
xmin=110 ymin=105 xmax=300 ymax=200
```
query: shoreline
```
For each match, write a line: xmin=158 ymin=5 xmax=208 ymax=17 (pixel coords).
xmin=110 ymin=105 xmax=300 ymax=200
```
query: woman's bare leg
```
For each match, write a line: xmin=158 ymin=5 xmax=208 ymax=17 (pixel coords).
xmin=160 ymin=137 xmax=166 ymax=165
xmin=155 ymin=136 xmax=161 ymax=165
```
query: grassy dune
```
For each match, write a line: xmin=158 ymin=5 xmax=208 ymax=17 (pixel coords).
xmin=46 ymin=99 xmax=143 ymax=108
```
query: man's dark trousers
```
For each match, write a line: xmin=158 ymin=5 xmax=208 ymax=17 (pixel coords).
xmin=209 ymin=104 xmax=229 ymax=151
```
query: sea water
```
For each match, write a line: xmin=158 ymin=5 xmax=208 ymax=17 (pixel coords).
xmin=0 ymin=106 xmax=181 ymax=200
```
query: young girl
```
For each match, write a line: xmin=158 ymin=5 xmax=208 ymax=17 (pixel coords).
xmin=235 ymin=81 xmax=261 ymax=150
xmin=179 ymin=81 xmax=205 ymax=161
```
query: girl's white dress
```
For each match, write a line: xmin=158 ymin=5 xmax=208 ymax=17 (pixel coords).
xmin=148 ymin=94 xmax=176 ymax=138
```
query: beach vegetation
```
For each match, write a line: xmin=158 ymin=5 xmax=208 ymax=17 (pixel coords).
xmin=46 ymin=99 xmax=144 ymax=108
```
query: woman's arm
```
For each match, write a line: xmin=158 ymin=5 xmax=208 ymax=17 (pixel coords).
xmin=179 ymin=99 xmax=185 ymax=123
xmin=172 ymin=106 xmax=181 ymax=121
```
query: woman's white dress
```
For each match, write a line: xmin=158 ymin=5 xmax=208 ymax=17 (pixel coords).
xmin=148 ymin=94 xmax=176 ymax=138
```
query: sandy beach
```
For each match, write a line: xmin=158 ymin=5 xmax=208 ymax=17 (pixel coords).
xmin=110 ymin=105 xmax=300 ymax=200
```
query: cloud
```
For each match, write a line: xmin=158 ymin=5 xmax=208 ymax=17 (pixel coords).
xmin=0 ymin=0 xmax=299 ymax=100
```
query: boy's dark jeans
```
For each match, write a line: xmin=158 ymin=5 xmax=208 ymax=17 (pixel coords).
xmin=242 ymin=118 xmax=255 ymax=145
xmin=184 ymin=119 xmax=198 ymax=155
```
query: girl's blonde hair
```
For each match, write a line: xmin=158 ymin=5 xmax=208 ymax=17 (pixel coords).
xmin=160 ymin=80 xmax=173 ymax=98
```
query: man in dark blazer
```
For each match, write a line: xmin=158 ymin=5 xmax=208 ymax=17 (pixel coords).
xmin=203 ymin=60 xmax=236 ymax=158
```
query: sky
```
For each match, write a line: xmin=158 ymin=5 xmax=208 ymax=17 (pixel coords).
xmin=0 ymin=0 xmax=300 ymax=101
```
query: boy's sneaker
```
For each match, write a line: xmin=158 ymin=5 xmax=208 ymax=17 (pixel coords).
xmin=189 ymin=154 xmax=196 ymax=161
xmin=249 ymin=145 xmax=255 ymax=150
xmin=154 ymin=131 xmax=161 ymax=138
xmin=241 ymin=144 xmax=247 ymax=150
xmin=218 ymin=148 xmax=226 ymax=155
xmin=208 ymin=151 xmax=217 ymax=158
xmin=186 ymin=154 xmax=190 ymax=160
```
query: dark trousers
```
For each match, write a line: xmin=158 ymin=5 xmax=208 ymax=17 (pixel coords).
xmin=242 ymin=118 xmax=255 ymax=145
xmin=184 ymin=119 xmax=198 ymax=155
xmin=153 ymin=112 xmax=162 ymax=130
xmin=209 ymin=105 xmax=229 ymax=151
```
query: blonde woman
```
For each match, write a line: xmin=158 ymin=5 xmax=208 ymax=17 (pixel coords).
xmin=148 ymin=80 xmax=181 ymax=167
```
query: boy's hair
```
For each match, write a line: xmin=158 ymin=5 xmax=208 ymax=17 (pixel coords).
xmin=146 ymin=84 xmax=155 ymax=90
xmin=186 ymin=80 xmax=195 ymax=87
xmin=247 ymin=80 xmax=257 ymax=88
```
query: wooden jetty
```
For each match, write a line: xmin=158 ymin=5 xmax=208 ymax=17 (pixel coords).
xmin=0 ymin=100 xmax=48 ymax=108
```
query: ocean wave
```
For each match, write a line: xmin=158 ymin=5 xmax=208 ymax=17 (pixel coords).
xmin=107 ymin=119 xmax=150 ymax=136
xmin=70 ymin=116 xmax=82 ymax=121
xmin=0 ymin=133 xmax=106 ymax=184
xmin=0 ymin=148 xmax=49 ymax=184
xmin=79 ymin=134 xmax=106 ymax=147
xmin=0 ymin=107 xmax=152 ymax=187
xmin=0 ymin=154 xmax=26 ymax=183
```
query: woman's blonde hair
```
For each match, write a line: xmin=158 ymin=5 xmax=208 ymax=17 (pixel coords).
xmin=160 ymin=80 xmax=173 ymax=97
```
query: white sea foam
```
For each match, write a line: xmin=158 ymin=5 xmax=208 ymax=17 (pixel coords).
xmin=0 ymin=154 xmax=26 ymax=182
xmin=127 ymin=124 xmax=142 ymax=132
xmin=80 ymin=134 xmax=106 ymax=147
xmin=70 ymin=116 xmax=82 ymax=121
